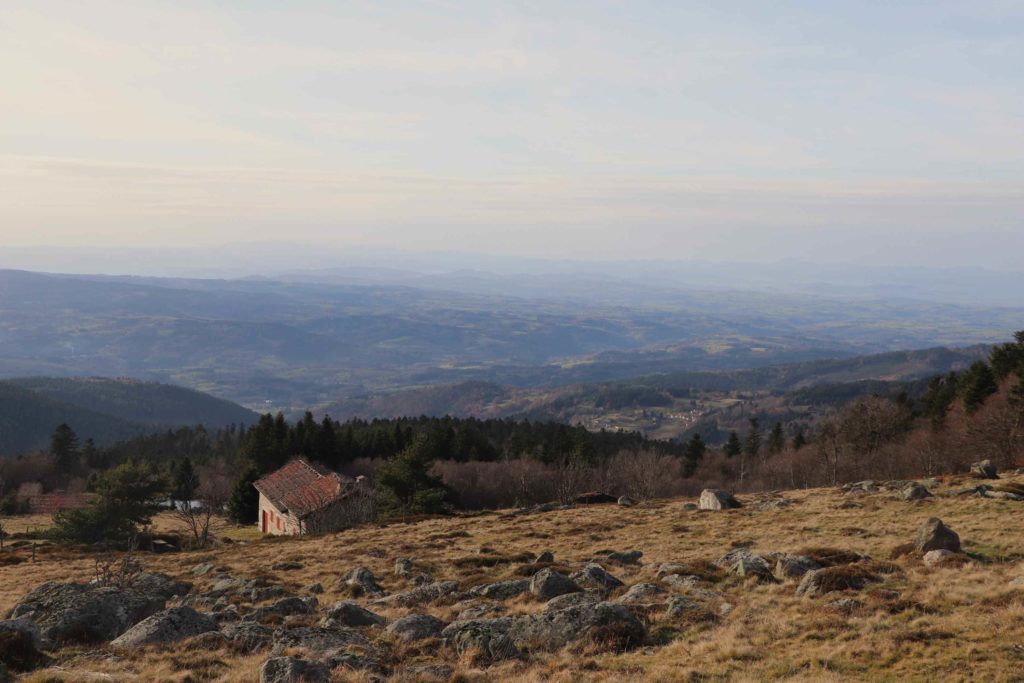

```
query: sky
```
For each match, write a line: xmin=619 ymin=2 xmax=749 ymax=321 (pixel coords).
xmin=1 ymin=1 xmax=1022 ymax=267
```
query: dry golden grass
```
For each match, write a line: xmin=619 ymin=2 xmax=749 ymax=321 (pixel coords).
xmin=3 ymin=479 xmax=1024 ymax=682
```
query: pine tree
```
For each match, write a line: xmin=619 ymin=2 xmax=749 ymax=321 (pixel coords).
xmin=791 ymin=428 xmax=807 ymax=451
xmin=226 ymin=464 xmax=262 ymax=525
xmin=49 ymin=423 xmax=80 ymax=470
xmin=767 ymin=422 xmax=785 ymax=455
xmin=723 ymin=431 xmax=742 ymax=457
xmin=684 ymin=433 xmax=706 ymax=462
xmin=961 ymin=361 xmax=998 ymax=415
xmin=171 ymin=457 xmax=198 ymax=504
xmin=376 ymin=433 xmax=454 ymax=516
xmin=743 ymin=418 xmax=763 ymax=460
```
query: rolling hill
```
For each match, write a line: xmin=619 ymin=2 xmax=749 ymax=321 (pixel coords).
xmin=0 ymin=377 xmax=257 ymax=454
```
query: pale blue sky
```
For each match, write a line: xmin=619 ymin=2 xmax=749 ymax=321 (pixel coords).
xmin=1 ymin=1 xmax=1022 ymax=266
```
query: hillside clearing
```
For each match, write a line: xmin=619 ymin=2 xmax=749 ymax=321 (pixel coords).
xmin=1 ymin=476 xmax=1023 ymax=682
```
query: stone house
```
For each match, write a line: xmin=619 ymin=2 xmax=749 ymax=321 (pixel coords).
xmin=252 ymin=458 xmax=355 ymax=535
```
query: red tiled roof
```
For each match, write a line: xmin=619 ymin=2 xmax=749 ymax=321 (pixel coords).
xmin=253 ymin=459 xmax=351 ymax=518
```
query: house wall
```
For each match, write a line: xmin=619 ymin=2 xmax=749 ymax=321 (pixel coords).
xmin=257 ymin=492 xmax=301 ymax=535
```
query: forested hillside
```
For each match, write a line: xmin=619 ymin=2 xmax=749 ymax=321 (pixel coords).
xmin=0 ymin=378 xmax=255 ymax=453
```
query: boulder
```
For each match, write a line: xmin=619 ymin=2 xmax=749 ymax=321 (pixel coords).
xmin=344 ymin=567 xmax=384 ymax=596
xmin=699 ymin=489 xmax=741 ymax=510
xmin=606 ymin=550 xmax=643 ymax=565
xmin=130 ymin=572 xmax=191 ymax=599
xmin=221 ymin=621 xmax=273 ymax=653
xmin=529 ymin=569 xmax=581 ymax=600
xmin=394 ymin=558 xmax=414 ymax=576
xmin=730 ymin=555 xmax=776 ymax=582
xmin=507 ymin=601 xmax=645 ymax=652
xmin=111 ymin=606 xmax=217 ymax=648
xmin=374 ymin=581 xmax=459 ymax=607
xmin=914 ymin=517 xmax=961 ymax=553
xmin=898 ymin=484 xmax=933 ymax=501
xmin=571 ymin=563 xmax=624 ymax=591
xmin=542 ymin=591 xmax=602 ymax=614
xmin=0 ymin=618 xmax=48 ymax=672
xmin=385 ymin=614 xmax=445 ymax=642
xmin=617 ymin=496 xmax=637 ymax=507
xmin=244 ymin=597 xmax=318 ymax=622
xmin=796 ymin=566 xmax=881 ymax=598
xmin=923 ymin=549 xmax=959 ymax=567
xmin=617 ymin=583 xmax=664 ymax=605
xmin=468 ymin=579 xmax=531 ymax=601
xmin=271 ymin=626 xmax=371 ymax=661
xmin=774 ymin=555 xmax=821 ymax=580
xmin=320 ymin=602 xmax=386 ymax=628
xmin=535 ymin=551 xmax=554 ymax=564
xmin=441 ymin=618 xmax=520 ymax=663
xmin=971 ymin=460 xmax=999 ymax=479
xmin=192 ymin=563 xmax=215 ymax=576
xmin=9 ymin=582 xmax=164 ymax=644
xmin=305 ymin=583 xmax=324 ymax=595
xmin=271 ymin=561 xmax=303 ymax=571
xmin=259 ymin=656 xmax=329 ymax=683
xmin=664 ymin=596 xmax=715 ymax=622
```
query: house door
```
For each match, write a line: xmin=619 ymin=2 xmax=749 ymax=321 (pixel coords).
xmin=262 ymin=510 xmax=268 ymax=533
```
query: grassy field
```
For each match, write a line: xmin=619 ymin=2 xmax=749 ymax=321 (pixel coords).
xmin=2 ymin=476 xmax=1024 ymax=682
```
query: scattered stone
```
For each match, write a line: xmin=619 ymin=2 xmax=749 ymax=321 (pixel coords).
xmin=756 ymin=498 xmax=791 ymax=511
xmin=914 ymin=517 xmax=961 ymax=553
xmin=441 ymin=618 xmax=521 ymax=663
xmin=191 ymin=561 xmax=215 ymax=576
xmin=535 ymin=551 xmax=554 ymax=564
xmin=682 ymin=502 xmax=698 ymax=511
xmin=971 ymin=459 xmax=999 ymax=479
xmin=320 ymin=601 xmax=386 ymax=629
xmin=571 ymin=563 xmax=624 ymax=591
xmin=344 ymin=567 xmax=384 ymax=596
xmin=375 ymin=581 xmax=459 ymax=607
xmin=664 ymin=596 xmax=715 ymax=621
xmin=130 ymin=572 xmax=191 ymax=599
xmin=9 ymin=582 xmax=164 ymax=645
xmin=836 ymin=500 xmax=863 ymax=509
xmin=221 ymin=621 xmax=273 ymax=653
xmin=775 ymin=555 xmax=821 ymax=580
xmin=250 ymin=586 xmax=290 ymax=603
xmin=259 ymin=656 xmax=329 ymax=683
xmin=507 ymin=601 xmax=646 ymax=652
xmin=530 ymin=569 xmax=581 ymax=600
xmin=606 ymin=550 xmax=643 ymax=565
xmin=468 ymin=579 xmax=531 ymax=601
xmin=403 ymin=663 xmax=455 ymax=680
xmin=796 ymin=565 xmax=882 ymax=598
xmin=617 ymin=583 xmax=664 ymax=605
xmin=922 ymin=549 xmax=958 ymax=566
xmin=1009 ymin=577 xmax=1024 ymax=587
xmin=244 ymin=597 xmax=318 ymax=622
xmin=542 ymin=591 xmax=602 ymax=613
xmin=271 ymin=561 xmax=303 ymax=571
xmin=656 ymin=562 xmax=688 ymax=577
xmin=898 ymin=484 xmax=933 ymax=501
xmin=617 ymin=496 xmax=637 ymax=507
xmin=394 ymin=558 xmax=414 ymax=576
xmin=0 ymin=618 xmax=48 ymax=672
xmin=455 ymin=602 xmax=504 ymax=621
xmin=110 ymin=606 xmax=217 ymax=648
xmin=730 ymin=555 xmax=776 ymax=582
xmin=844 ymin=481 xmax=879 ymax=494
xmin=305 ymin=583 xmax=324 ymax=595
xmin=827 ymin=598 xmax=863 ymax=614
xmin=271 ymin=626 xmax=371 ymax=659
xmin=699 ymin=489 xmax=742 ymax=510
xmin=386 ymin=614 xmax=445 ymax=642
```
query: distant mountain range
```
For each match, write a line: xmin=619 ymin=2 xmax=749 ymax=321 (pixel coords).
xmin=0 ymin=268 xmax=1018 ymax=412
xmin=0 ymin=377 xmax=256 ymax=454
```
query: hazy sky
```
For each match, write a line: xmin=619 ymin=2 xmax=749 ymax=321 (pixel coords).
xmin=1 ymin=1 xmax=1022 ymax=267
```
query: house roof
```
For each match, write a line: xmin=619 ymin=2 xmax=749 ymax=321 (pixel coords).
xmin=253 ymin=458 xmax=351 ymax=518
